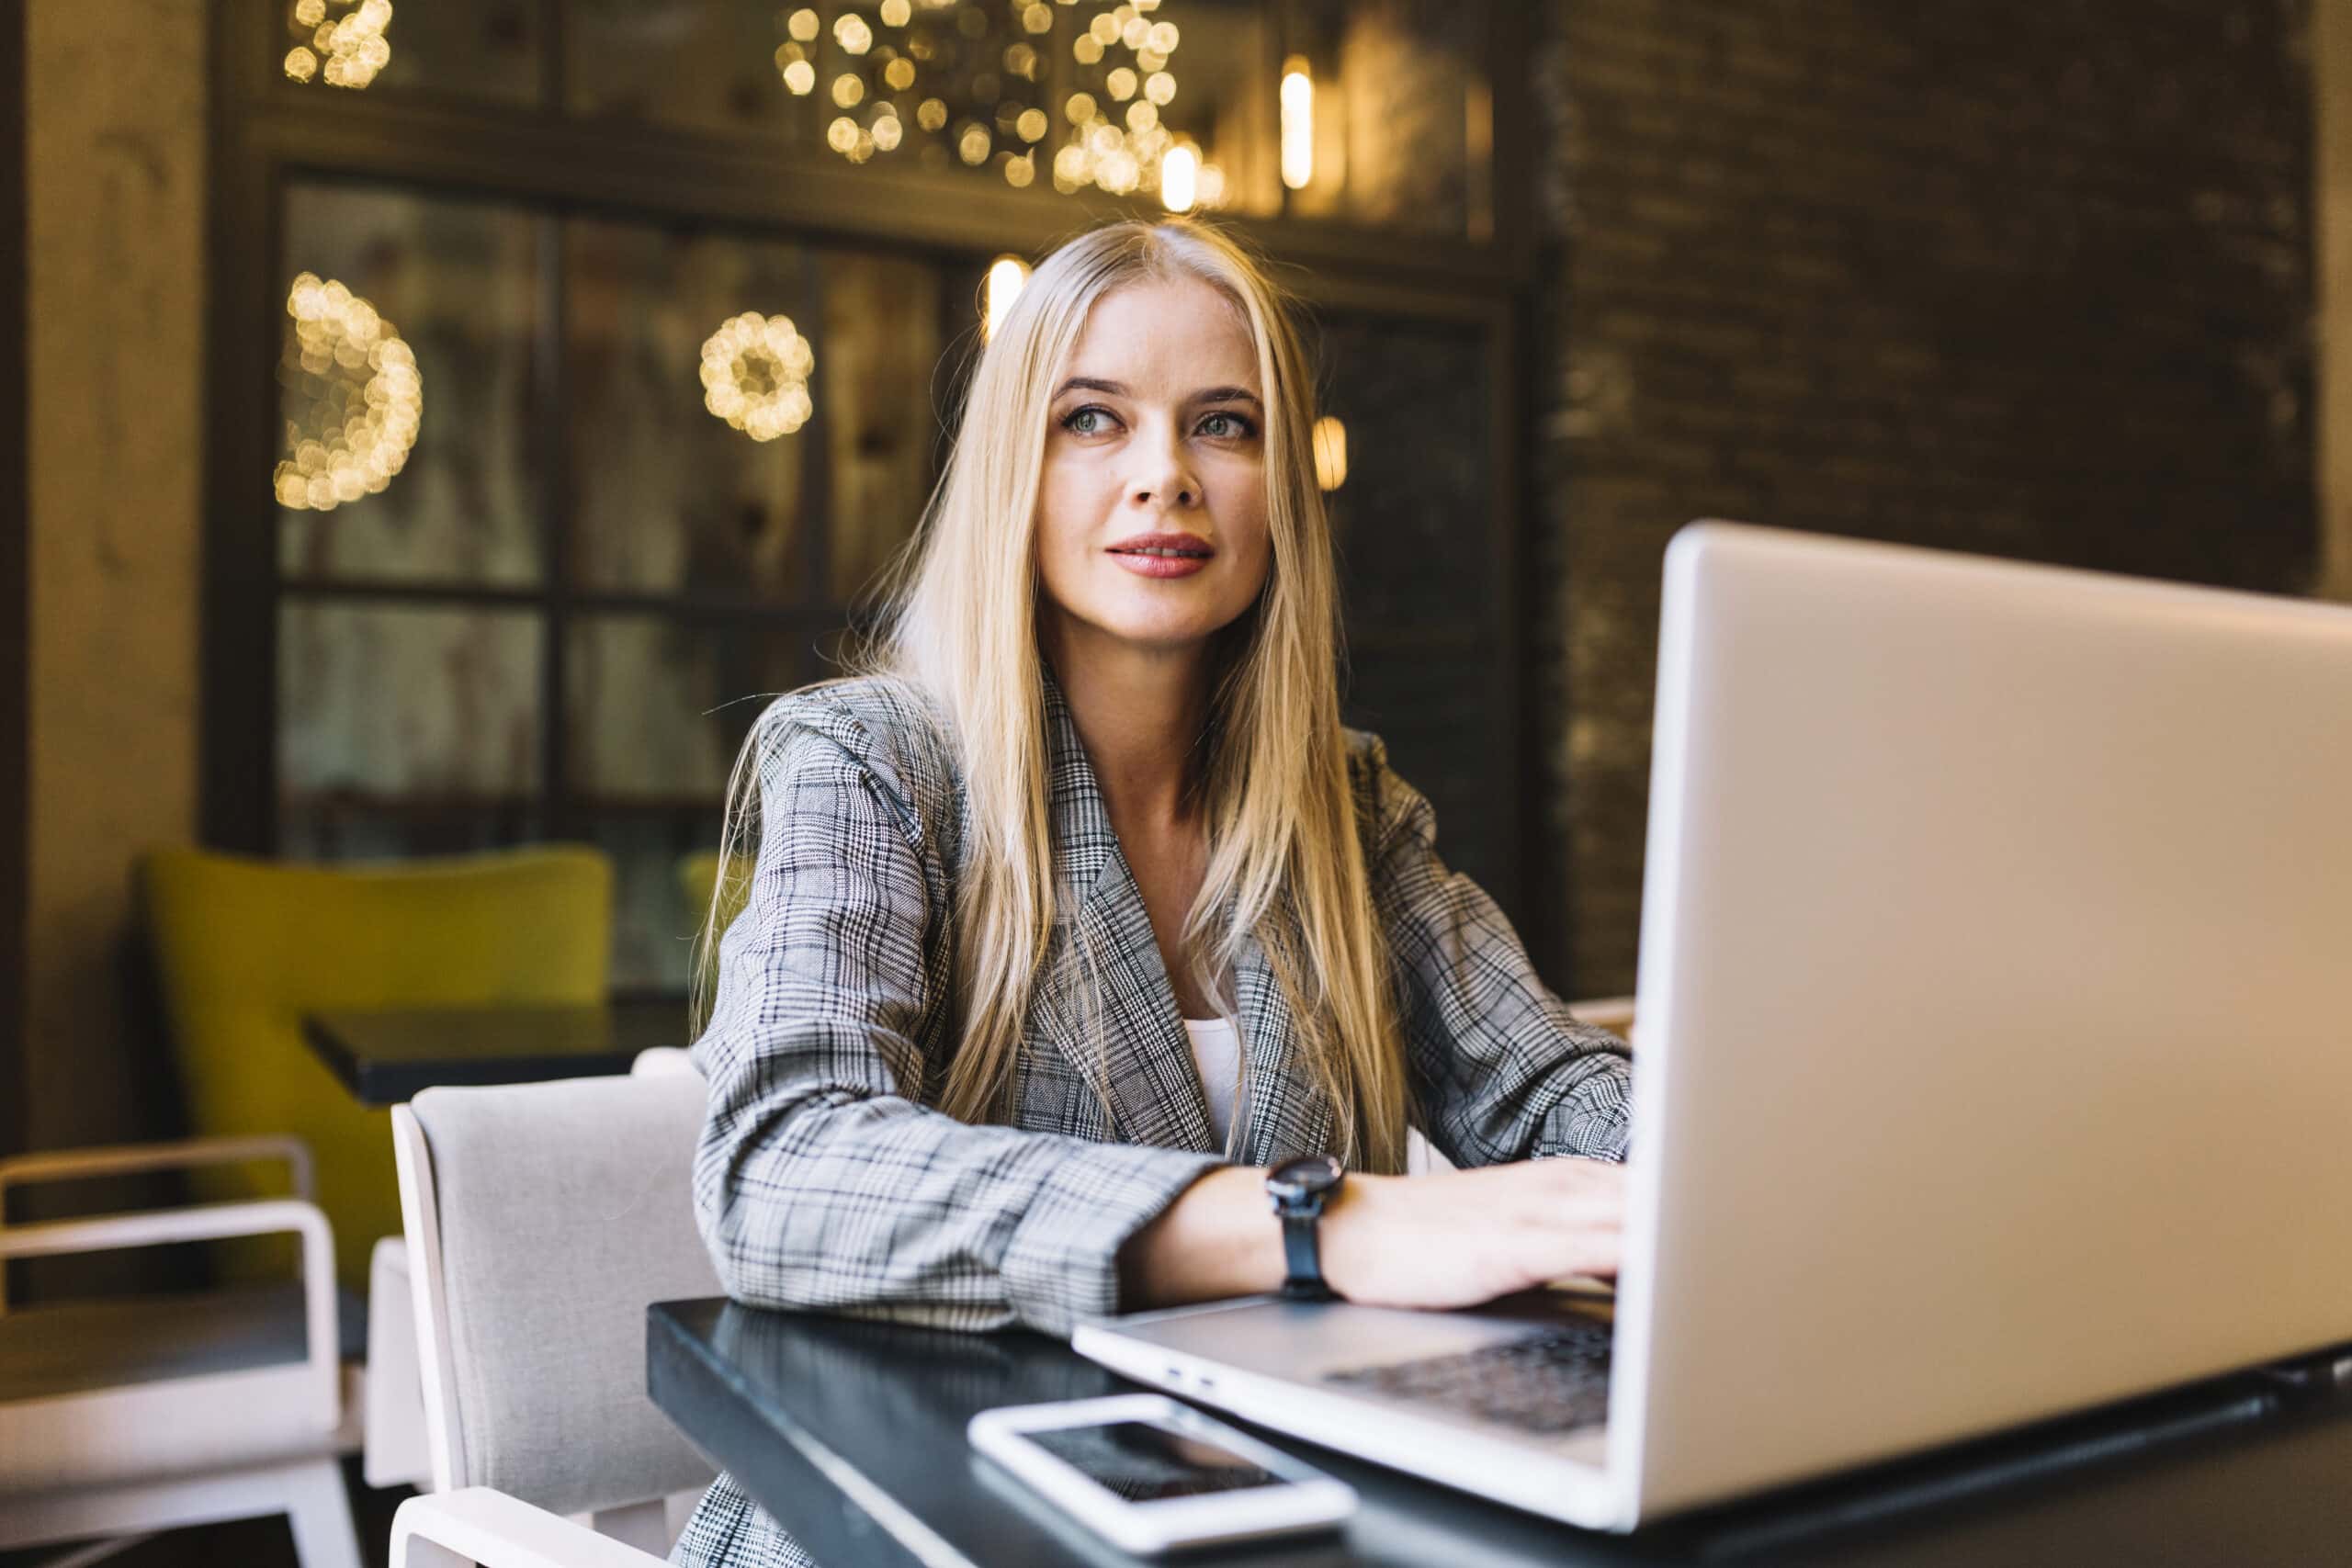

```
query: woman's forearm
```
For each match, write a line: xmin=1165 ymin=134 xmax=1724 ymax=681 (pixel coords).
xmin=1119 ymin=1158 xmax=1626 ymax=1314
xmin=1118 ymin=1165 xmax=1290 ymax=1308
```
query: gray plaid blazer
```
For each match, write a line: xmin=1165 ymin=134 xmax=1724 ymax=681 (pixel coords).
xmin=672 ymin=665 xmax=1632 ymax=1568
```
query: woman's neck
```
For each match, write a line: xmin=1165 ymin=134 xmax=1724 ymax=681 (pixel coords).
xmin=1042 ymin=637 xmax=1211 ymax=835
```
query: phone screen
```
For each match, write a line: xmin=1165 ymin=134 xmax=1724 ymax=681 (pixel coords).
xmin=1028 ymin=1419 xmax=1288 ymax=1502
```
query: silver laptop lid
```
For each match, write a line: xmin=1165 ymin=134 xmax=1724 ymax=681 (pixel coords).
xmin=1616 ymin=523 xmax=2352 ymax=1516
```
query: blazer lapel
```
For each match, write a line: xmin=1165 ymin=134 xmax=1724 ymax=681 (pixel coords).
xmin=1231 ymin=927 xmax=1336 ymax=1166
xmin=1035 ymin=666 xmax=1220 ymax=1154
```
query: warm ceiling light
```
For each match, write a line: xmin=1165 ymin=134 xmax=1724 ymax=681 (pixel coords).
xmin=983 ymin=254 xmax=1030 ymax=343
xmin=1160 ymin=143 xmax=1198 ymax=212
xmin=1280 ymin=55 xmax=1313 ymax=190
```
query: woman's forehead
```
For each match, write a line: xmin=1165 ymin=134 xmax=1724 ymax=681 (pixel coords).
xmin=1061 ymin=276 xmax=1259 ymax=392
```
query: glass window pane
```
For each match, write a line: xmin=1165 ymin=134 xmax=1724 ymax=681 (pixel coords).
xmin=1315 ymin=310 xmax=1494 ymax=630
xmin=279 ymin=805 xmax=543 ymax=864
xmin=1074 ymin=0 xmax=1279 ymax=218
xmin=557 ymin=0 xmax=1276 ymax=218
xmin=1317 ymin=310 xmax=1510 ymax=906
xmin=1334 ymin=0 xmax=1488 ymax=236
xmin=278 ymin=182 xmax=544 ymax=585
xmin=565 ymin=615 xmax=807 ymax=802
xmin=565 ymin=220 xmax=810 ymax=604
xmin=820 ymin=248 xmax=943 ymax=602
xmin=278 ymin=603 xmax=543 ymax=800
xmin=565 ymin=0 xmax=812 ymax=143
xmin=274 ymin=0 xmax=541 ymax=103
xmin=1281 ymin=0 xmax=1490 ymax=237
xmin=588 ymin=814 xmax=725 ymax=992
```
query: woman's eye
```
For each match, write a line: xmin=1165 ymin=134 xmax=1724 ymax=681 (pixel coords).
xmin=1062 ymin=405 xmax=1114 ymax=435
xmin=1201 ymin=411 xmax=1256 ymax=439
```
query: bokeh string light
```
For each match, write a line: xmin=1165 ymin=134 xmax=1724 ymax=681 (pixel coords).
xmin=772 ymin=3 xmax=1224 ymax=209
xmin=700 ymin=312 xmax=817 ymax=442
xmin=282 ymin=0 xmax=393 ymax=88
xmin=273 ymin=272 xmax=422 ymax=512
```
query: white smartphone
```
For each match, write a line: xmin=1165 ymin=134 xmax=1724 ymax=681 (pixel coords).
xmin=967 ymin=1393 xmax=1358 ymax=1555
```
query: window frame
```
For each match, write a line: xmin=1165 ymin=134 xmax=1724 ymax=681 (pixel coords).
xmin=203 ymin=0 xmax=1549 ymax=977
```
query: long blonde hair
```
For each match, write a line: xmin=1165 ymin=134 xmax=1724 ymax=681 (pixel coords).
xmin=698 ymin=217 xmax=1411 ymax=1173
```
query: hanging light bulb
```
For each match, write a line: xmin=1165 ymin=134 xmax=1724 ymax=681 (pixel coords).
xmin=983 ymin=254 xmax=1030 ymax=342
xmin=1160 ymin=143 xmax=1198 ymax=212
xmin=1312 ymin=415 xmax=1347 ymax=491
xmin=1280 ymin=54 xmax=1314 ymax=191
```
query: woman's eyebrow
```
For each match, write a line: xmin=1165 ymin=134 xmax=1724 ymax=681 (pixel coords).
xmin=1053 ymin=377 xmax=1263 ymax=410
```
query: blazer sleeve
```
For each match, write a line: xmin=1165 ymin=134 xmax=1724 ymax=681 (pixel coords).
xmin=688 ymin=706 xmax=1225 ymax=1338
xmin=1356 ymin=736 xmax=1634 ymax=1168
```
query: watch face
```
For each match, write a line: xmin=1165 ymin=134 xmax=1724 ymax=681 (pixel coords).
xmin=1266 ymin=1153 xmax=1344 ymax=1203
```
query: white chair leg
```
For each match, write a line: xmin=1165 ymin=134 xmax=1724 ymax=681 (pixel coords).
xmin=281 ymin=1456 xmax=364 ymax=1568
xmin=365 ymin=1235 xmax=433 ymax=1488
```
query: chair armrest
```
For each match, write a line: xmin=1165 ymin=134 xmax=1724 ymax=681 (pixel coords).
xmin=0 ymin=1199 xmax=341 ymax=1426
xmin=0 ymin=1137 xmax=318 ymax=1312
xmin=392 ymin=1490 xmax=670 ymax=1568
xmin=0 ymin=1134 xmax=316 ymax=1204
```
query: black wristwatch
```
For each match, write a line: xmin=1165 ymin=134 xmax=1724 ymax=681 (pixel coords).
xmin=1265 ymin=1154 xmax=1346 ymax=1302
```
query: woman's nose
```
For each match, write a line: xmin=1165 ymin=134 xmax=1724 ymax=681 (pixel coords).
xmin=1129 ymin=426 xmax=1200 ymax=508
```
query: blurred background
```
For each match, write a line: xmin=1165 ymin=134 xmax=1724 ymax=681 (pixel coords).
xmin=9 ymin=0 xmax=2352 ymax=1160
xmin=3 ymin=2 xmax=2350 ymax=1560
xmin=2 ymin=0 xmax=2348 ymax=1326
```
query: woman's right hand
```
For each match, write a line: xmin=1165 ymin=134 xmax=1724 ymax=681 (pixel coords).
xmin=1120 ymin=1156 xmax=1625 ymax=1313
xmin=1317 ymin=1158 xmax=1625 ymax=1309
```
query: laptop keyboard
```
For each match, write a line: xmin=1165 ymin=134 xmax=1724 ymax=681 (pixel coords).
xmin=1322 ymin=1317 xmax=1614 ymax=1436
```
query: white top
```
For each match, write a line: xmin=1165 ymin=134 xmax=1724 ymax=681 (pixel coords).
xmin=1181 ymin=1016 xmax=1243 ymax=1150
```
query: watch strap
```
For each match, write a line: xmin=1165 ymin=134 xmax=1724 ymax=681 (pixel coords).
xmin=1279 ymin=1205 xmax=1332 ymax=1301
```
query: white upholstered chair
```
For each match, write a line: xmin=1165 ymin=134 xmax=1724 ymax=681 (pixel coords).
xmin=388 ymin=1070 xmax=718 ymax=1567
xmin=0 ymin=1135 xmax=364 ymax=1566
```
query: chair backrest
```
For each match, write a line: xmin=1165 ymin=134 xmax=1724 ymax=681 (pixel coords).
xmin=140 ymin=844 xmax=612 ymax=1284
xmin=392 ymin=1073 xmax=719 ymax=1517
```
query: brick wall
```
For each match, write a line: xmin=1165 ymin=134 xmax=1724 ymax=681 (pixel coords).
xmin=1532 ymin=0 xmax=2316 ymax=995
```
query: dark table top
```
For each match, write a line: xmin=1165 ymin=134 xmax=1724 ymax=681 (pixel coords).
xmin=646 ymin=1297 xmax=2352 ymax=1568
xmin=301 ymin=998 xmax=691 ymax=1106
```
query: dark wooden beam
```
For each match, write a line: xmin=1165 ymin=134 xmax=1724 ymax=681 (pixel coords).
xmin=0 ymin=0 xmax=28 ymax=1156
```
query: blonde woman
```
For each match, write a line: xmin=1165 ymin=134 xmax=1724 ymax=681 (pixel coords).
xmin=673 ymin=217 xmax=1630 ymax=1568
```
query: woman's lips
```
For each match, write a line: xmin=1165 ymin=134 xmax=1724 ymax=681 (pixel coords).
xmin=1109 ymin=549 xmax=1211 ymax=578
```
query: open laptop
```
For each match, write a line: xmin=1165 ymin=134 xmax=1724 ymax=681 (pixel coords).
xmin=1074 ymin=520 xmax=2352 ymax=1530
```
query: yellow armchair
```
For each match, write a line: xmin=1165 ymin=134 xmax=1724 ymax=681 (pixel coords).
xmin=138 ymin=844 xmax=613 ymax=1287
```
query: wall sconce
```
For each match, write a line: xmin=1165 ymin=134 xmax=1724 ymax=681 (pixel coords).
xmin=1312 ymin=415 xmax=1346 ymax=491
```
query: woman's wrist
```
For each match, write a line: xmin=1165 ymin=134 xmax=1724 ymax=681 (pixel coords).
xmin=1117 ymin=1164 xmax=1287 ymax=1310
xmin=1305 ymin=1170 xmax=1387 ymax=1300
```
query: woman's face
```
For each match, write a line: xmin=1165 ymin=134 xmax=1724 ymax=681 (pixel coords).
xmin=1034 ymin=276 xmax=1273 ymax=672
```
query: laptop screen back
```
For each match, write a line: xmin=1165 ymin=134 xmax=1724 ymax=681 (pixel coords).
xmin=1618 ymin=523 xmax=2352 ymax=1515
